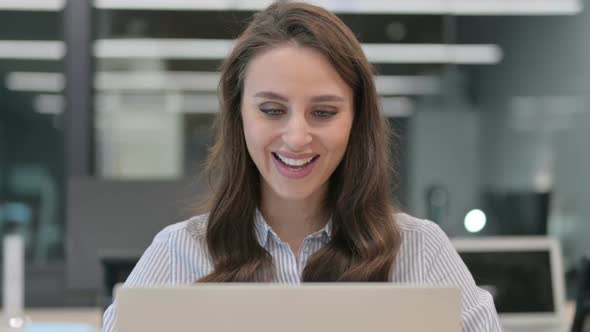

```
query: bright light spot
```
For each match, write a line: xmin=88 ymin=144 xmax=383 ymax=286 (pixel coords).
xmin=464 ymin=209 xmax=487 ymax=233
xmin=8 ymin=317 xmax=24 ymax=328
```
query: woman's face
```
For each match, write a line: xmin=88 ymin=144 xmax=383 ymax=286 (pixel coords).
xmin=241 ymin=44 xmax=354 ymax=201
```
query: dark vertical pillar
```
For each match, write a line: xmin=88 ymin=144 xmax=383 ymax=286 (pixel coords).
xmin=63 ymin=0 xmax=94 ymax=300
xmin=64 ymin=0 xmax=94 ymax=177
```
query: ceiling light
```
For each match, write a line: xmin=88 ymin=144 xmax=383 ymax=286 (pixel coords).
xmin=376 ymin=75 xmax=441 ymax=95
xmin=94 ymin=0 xmax=582 ymax=15
xmin=6 ymin=72 xmax=65 ymax=92
xmin=6 ymin=71 xmax=441 ymax=96
xmin=94 ymin=39 xmax=233 ymax=60
xmin=0 ymin=41 xmax=65 ymax=60
xmin=362 ymin=43 xmax=502 ymax=64
xmin=450 ymin=0 xmax=582 ymax=15
xmin=95 ymin=39 xmax=502 ymax=64
xmin=34 ymin=94 xmax=64 ymax=114
xmin=0 ymin=0 xmax=64 ymax=11
xmin=95 ymin=71 xmax=220 ymax=91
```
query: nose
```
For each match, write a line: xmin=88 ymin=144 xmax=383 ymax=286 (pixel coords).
xmin=282 ymin=112 xmax=312 ymax=151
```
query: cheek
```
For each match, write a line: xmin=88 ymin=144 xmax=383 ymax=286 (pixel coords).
xmin=328 ymin=118 xmax=354 ymax=156
xmin=242 ymin=113 xmax=271 ymax=158
xmin=331 ymin=131 xmax=352 ymax=157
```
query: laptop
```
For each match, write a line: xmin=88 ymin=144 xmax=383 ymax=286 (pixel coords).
xmin=115 ymin=284 xmax=461 ymax=332
xmin=453 ymin=236 xmax=567 ymax=332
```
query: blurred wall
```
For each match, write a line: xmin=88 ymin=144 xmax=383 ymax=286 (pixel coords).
xmin=65 ymin=177 xmax=201 ymax=304
xmin=460 ymin=3 xmax=590 ymax=268
xmin=408 ymin=107 xmax=482 ymax=235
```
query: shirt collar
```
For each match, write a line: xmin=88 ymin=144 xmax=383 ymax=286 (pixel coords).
xmin=254 ymin=209 xmax=332 ymax=247
xmin=254 ymin=209 xmax=272 ymax=247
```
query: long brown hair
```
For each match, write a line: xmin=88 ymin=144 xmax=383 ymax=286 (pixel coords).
xmin=199 ymin=1 xmax=401 ymax=282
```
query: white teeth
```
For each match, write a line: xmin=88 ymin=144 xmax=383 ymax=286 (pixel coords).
xmin=276 ymin=154 xmax=314 ymax=167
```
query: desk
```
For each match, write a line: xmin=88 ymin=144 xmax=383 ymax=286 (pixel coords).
xmin=24 ymin=308 xmax=102 ymax=329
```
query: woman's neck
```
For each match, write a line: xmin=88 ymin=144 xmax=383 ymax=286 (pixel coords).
xmin=259 ymin=183 xmax=329 ymax=255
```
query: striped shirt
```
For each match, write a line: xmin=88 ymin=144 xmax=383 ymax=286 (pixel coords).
xmin=102 ymin=212 xmax=501 ymax=332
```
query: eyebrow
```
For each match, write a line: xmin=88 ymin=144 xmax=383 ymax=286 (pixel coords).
xmin=253 ymin=91 xmax=345 ymax=103
xmin=253 ymin=91 xmax=288 ymax=102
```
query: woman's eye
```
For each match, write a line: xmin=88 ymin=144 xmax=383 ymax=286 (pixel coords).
xmin=313 ymin=110 xmax=337 ymax=118
xmin=260 ymin=108 xmax=285 ymax=117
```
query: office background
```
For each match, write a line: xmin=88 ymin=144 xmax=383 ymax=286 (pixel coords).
xmin=0 ymin=0 xmax=589 ymax=307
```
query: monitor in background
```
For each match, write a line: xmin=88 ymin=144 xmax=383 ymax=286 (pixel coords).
xmin=460 ymin=250 xmax=554 ymax=313
xmin=482 ymin=191 xmax=551 ymax=235
xmin=453 ymin=237 xmax=567 ymax=331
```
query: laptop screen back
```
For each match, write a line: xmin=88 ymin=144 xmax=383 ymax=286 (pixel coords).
xmin=459 ymin=250 xmax=554 ymax=314
xmin=115 ymin=285 xmax=462 ymax=332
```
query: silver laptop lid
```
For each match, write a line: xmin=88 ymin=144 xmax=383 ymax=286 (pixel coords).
xmin=453 ymin=237 xmax=566 ymax=325
xmin=115 ymin=284 xmax=461 ymax=332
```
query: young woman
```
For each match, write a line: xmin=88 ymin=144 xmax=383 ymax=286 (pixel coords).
xmin=102 ymin=2 xmax=501 ymax=331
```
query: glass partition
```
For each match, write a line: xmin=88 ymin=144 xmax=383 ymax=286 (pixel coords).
xmin=0 ymin=5 xmax=65 ymax=306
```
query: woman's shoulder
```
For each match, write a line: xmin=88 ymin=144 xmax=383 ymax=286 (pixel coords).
xmin=152 ymin=213 xmax=209 ymax=244
xmin=393 ymin=212 xmax=452 ymax=252
xmin=391 ymin=212 xmax=457 ymax=282
xmin=394 ymin=212 xmax=446 ymax=238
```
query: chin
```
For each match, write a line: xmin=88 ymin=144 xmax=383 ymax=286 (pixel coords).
xmin=274 ymin=185 xmax=317 ymax=201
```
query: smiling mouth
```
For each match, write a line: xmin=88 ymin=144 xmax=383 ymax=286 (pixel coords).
xmin=272 ymin=152 xmax=319 ymax=169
